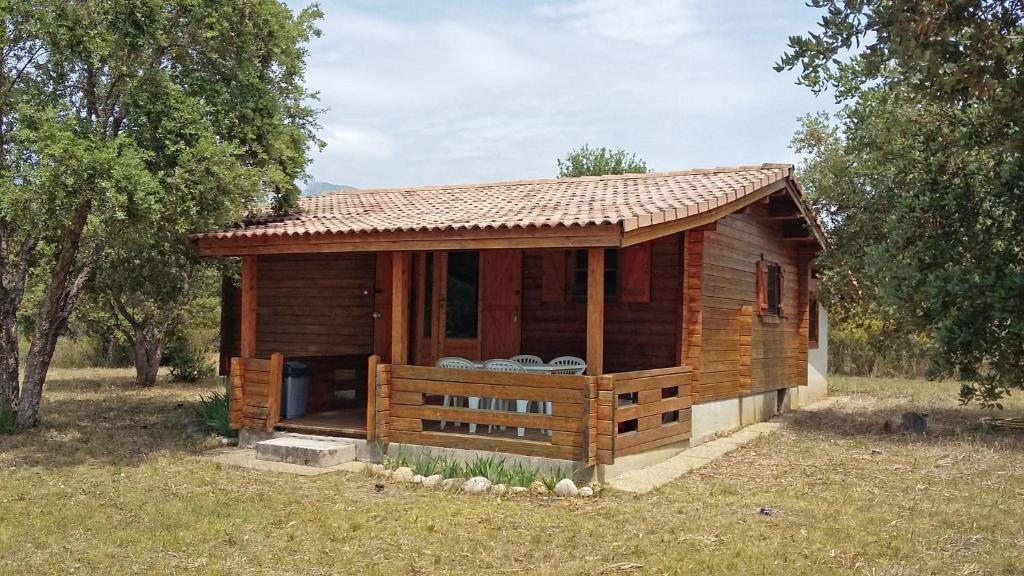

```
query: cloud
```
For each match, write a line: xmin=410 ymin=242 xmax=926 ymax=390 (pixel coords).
xmin=293 ymin=1 xmax=835 ymax=188
xmin=534 ymin=0 xmax=699 ymax=45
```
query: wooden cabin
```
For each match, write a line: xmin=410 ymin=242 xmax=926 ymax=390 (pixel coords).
xmin=196 ymin=164 xmax=826 ymax=467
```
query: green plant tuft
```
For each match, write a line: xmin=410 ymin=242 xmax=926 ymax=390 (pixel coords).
xmin=436 ymin=453 xmax=464 ymax=479
xmin=192 ymin=391 xmax=237 ymax=438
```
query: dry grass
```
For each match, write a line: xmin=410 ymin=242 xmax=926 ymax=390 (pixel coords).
xmin=1 ymin=372 xmax=1023 ymax=575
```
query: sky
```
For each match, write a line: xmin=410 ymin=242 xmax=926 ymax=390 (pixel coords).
xmin=286 ymin=0 xmax=838 ymax=189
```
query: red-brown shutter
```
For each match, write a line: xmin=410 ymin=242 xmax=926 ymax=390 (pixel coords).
xmin=756 ymin=260 xmax=768 ymax=315
xmin=619 ymin=243 xmax=651 ymax=303
xmin=541 ymin=251 xmax=568 ymax=303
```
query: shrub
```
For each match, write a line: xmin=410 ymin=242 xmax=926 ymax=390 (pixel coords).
xmin=506 ymin=462 xmax=539 ymax=488
xmin=193 ymin=391 xmax=236 ymax=438
xmin=166 ymin=334 xmax=215 ymax=383
xmin=436 ymin=454 xmax=464 ymax=479
xmin=411 ymin=451 xmax=441 ymax=477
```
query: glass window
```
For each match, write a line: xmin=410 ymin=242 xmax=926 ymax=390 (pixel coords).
xmin=766 ymin=263 xmax=781 ymax=315
xmin=445 ymin=251 xmax=479 ymax=338
xmin=571 ymin=249 xmax=618 ymax=302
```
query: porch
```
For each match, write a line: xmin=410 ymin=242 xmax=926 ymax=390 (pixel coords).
xmin=224 ymin=238 xmax=697 ymax=466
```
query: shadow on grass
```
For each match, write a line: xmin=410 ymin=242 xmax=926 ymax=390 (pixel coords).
xmin=0 ymin=372 xmax=222 ymax=470
xmin=786 ymin=400 xmax=1024 ymax=449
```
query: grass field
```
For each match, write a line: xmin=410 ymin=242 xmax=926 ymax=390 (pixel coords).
xmin=1 ymin=370 xmax=1022 ymax=575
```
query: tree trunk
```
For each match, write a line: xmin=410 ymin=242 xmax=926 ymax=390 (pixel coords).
xmin=0 ymin=312 xmax=19 ymax=417
xmin=132 ymin=319 xmax=165 ymax=387
xmin=16 ymin=199 xmax=100 ymax=430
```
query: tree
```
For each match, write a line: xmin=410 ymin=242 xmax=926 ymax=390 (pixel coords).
xmin=557 ymin=144 xmax=650 ymax=177
xmin=0 ymin=1 xmax=322 ymax=428
xmin=778 ymin=1 xmax=1024 ymax=405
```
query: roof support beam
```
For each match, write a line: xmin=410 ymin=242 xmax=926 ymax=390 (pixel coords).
xmin=586 ymin=248 xmax=605 ymax=376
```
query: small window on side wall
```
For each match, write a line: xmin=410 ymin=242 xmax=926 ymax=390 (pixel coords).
xmin=757 ymin=259 xmax=783 ymax=317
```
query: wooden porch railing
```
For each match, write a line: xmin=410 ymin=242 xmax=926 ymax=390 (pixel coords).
xmin=598 ymin=366 xmax=693 ymax=463
xmin=228 ymin=353 xmax=284 ymax=432
xmin=372 ymin=363 xmax=598 ymax=464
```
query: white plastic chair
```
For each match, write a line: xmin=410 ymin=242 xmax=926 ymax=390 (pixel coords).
xmin=436 ymin=357 xmax=475 ymax=431
xmin=510 ymin=354 xmax=543 ymax=365
xmin=549 ymin=356 xmax=587 ymax=375
xmin=484 ymin=359 xmax=533 ymax=436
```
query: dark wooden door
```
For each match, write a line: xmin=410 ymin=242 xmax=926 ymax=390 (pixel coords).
xmin=480 ymin=250 xmax=523 ymax=359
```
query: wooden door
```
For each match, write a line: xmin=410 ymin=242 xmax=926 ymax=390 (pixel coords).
xmin=437 ymin=251 xmax=481 ymax=360
xmin=480 ymin=250 xmax=522 ymax=359
xmin=373 ymin=252 xmax=393 ymax=360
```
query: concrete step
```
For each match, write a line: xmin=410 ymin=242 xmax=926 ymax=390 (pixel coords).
xmin=255 ymin=435 xmax=356 ymax=467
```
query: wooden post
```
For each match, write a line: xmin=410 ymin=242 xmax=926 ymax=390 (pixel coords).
xmin=586 ymin=248 xmax=604 ymax=375
xmin=228 ymin=357 xmax=245 ymax=430
xmin=366 ymin=354 xmax=380 ymax=441
xmin=376 ymin=363 xmax=392 ymax=442
xmin=682 ymin=231 xmax=704 ymax=403
xmin=391 ymin=252 xmax=411 ymax=365
xmin=265 ymin=352 xmax=284 ymax=432
xmin=240 ymin=255 xmax=258 ymax=358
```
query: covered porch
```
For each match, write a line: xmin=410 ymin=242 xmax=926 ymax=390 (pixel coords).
xmin=222 ymin=236 xmax=698 ymax=465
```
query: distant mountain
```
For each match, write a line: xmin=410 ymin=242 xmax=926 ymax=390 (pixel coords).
xmin=302 ymin=181 xmax=357 ymax=197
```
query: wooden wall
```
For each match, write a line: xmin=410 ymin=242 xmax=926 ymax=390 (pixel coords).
xmin=520 ymin=234 xmax=682 ymax=373
xmin=696 ymin=205 xmax=808 ymax=402
xmin=251 ymin=253 xmax=377 ymax=358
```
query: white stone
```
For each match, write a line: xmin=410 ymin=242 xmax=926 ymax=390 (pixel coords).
xmin=462 ymin=476 xmax=492 ymax=494
xmin=369 ymin=463 xmax=386 ymax=476
xmin=578 ymin=487 xmax=594 ymax=498
xmin=529 ymin=480 xmax=548 ymax=495
xmin=490 ymin=483 xmax=507 ymax=495
xmin=510 ymin=486 xmax=528 ymax=496
xmin=422 ymin=474 xmax=443 ymax=488
xmin=392 ymin=467 xmax=415 ymax=483
xmin=553 ymin=478 xmax=578 ymax=497
xmin=411 ymin=474 xmax=425 ymax=484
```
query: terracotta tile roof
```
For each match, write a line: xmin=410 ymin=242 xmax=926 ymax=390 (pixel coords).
xmin=199 ymin=163 xmax=794 ymax=240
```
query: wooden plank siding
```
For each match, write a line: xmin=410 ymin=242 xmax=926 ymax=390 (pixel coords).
xmin=380 ymin=364 xmax=595 ymax=461
xmin=253 ymin=253 xmax=376 ymax=358
xmin=697 ymin=205 xmax=807 ymax=402
xmin=520 ymin=234 xmax=683 ymax=373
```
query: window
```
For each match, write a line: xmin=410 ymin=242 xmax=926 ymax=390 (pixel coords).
xmin=570 ymin=249 xmax=618 ymax=301
xmin=757 ymin=259 xmax=783 ymax=316
xmin=766 ymin=263 xmax=781 ymax=315
xmin=808 ymin=292 xmax=819 ymax=348
xmin=445 ymin=251 xmax=479 ymax=338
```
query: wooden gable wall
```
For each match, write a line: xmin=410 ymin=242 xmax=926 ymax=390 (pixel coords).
xmin=695 ymin=205 xmax=809 ymax=402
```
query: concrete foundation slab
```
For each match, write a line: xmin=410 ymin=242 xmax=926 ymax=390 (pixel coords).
xmin=256 ymin=436 xmax=356 ymax=467
xmin=204 ymin=448 xmax=366 ymax=476
xmin=740 ymin=391 xmax=779 ymax=427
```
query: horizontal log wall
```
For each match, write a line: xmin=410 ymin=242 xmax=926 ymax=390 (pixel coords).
xmin=254 ymin=253 xmax=377 ymax=358
xmin=520 ymin=234 xmax=683 ymax=372
xmin=380 ymin=364 xmax=596 ymax=462
xmin=698 ymin=206 xmax=805 ymax=402
xmin=603 ymin=366 xmax=693 ymax=460
xmin=229 ymin=353 xmax=284 ymax=432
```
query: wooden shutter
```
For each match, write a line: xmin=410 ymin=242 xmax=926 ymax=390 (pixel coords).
xmin=619 ymin=243 xmax=652 ymax=303
xmin=756 ymin=260 xmax=768 ymax=315
xmin=541 ymin=251 xmax=568 ymax=303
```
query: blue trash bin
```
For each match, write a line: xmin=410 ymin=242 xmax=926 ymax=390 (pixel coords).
xmin=280 ymin=361 xmax=310 ymax=419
